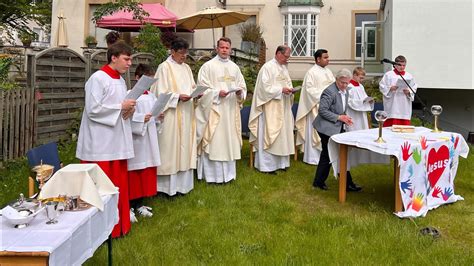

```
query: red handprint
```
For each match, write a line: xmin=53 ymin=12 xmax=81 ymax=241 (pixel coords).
xmin=432 ymin=186 xmax=441 ymax=198
xmin=420 ymin=136 xmax=428 ymax=150
xmin=401 ymin=141 xmax=413 ymax=161
xmin=454 ymin=136 xmax=459 ymax=149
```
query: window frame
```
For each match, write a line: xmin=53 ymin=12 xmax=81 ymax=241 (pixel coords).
xmin=281 ymin=6 xmax=321 ymax=57
xmin=351 ymin=11 xmax=379 ymax=60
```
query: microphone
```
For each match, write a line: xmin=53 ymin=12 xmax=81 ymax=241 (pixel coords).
xmin=380 ymin=58 xmax=401 ymax=66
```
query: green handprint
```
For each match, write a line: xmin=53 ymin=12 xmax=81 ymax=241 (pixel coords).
xmin=412 ymin=147 xmax=422 ymax=164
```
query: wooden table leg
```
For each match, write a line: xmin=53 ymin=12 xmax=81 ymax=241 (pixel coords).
xmin=339 ymin=144 xmax=348 ymax=203
xmin=393 ymin=156 xmax=403 ymax=212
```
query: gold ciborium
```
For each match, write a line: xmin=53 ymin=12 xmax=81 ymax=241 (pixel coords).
xmin=32 ymin=162 xmax=54 ymax=190
xmin=431 ymin=105 xmax=443 ymax=133
xmin=374 ymin=110 xmax=388 ymax=143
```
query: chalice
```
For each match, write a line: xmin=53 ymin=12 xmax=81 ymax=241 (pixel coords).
xmin=431 ymin=105 xmax=443 ymax=133
xmin=374 ymin=110 xmax=388 ymax=143
xmin=32 ymin=162 xmax=54 ymax=189
xmin=45 ymin=201 xmax=60 ymax=224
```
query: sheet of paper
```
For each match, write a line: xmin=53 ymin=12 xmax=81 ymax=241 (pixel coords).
xmin=395 ymin=78 xmax=412 ymax=90
xmin=125 ymin=76 xmax=158 ymax=100
xmin=151 ymin=93 xmax=172 ymax=117
xmin=291 ymin=86 xmax=302 ymax=93
xmin=190 ymin=85 xmax=209 ymax=98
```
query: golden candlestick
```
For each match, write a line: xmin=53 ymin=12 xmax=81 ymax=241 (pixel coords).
xmin=375 ymin=121 xmax=386 ymax=143
xmin=374 ymin=110 xmax=388 ymax=143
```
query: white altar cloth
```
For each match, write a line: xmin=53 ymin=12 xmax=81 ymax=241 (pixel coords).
xmin=1 ymin=194 xmax=118 ymax=265
xmin=328 ymin=127 xmax=469 ymax=217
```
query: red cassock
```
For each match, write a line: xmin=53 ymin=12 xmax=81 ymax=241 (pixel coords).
xmin=383 ymin=118 xmax=411 ymax=127
xmin=128 ymin=166 xmax=157 ymax=200
xmin=82 ymin=160 xmax=130 ymax=238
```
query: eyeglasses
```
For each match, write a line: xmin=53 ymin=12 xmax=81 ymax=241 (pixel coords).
xmin=174 ymin=49 xmax=188 ymax=56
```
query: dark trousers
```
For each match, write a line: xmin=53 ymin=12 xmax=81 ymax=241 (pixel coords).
xmin=313 ymin=131 xmax=354 ymax=187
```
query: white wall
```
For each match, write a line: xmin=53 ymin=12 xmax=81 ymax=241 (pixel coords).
xmin=51 ymin=0 xmax=87 ymax=53
xmin=387 ymin=0 xmax=473 ymax=90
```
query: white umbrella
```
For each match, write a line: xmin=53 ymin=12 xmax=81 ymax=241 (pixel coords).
xmin=176 ymin=6 xmax=250 ymax=46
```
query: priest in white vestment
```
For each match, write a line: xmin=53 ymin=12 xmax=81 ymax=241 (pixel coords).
xmin=379 ymin=55 xmax=417 ymax=127
xmin=196 ymin=37 xmax=247 ymax=183
xmin=151 ymin=38 xmax=197 ymax=196
xmin=295 ymin=49 xmax=335 ymax=165
xmin=248 ymin=45 xmax=295 ymax=173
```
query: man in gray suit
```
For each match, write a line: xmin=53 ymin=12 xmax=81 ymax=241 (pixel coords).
xmin=312 ymin=68 xmax=362 ymax=191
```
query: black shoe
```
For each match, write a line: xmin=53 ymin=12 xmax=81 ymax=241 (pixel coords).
xmin=346 ymin=183 xmax=362 ymax=192
xmin=313 ymin=182 xmax=328 ymax=190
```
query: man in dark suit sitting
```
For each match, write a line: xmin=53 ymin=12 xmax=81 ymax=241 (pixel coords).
xmin=312 ymin=68 xmax=362 ymax=192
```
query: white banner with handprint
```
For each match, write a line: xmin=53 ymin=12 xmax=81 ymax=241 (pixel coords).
xmin=328 ymin=127 xmax=469 ymax=218
xmin=396 ymin=134 xmax=465 ymax=218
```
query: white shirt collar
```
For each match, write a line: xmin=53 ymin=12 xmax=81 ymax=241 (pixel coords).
xmin=168 ymin=56 xmax=180 ymax=65
xmin=216 ymin=55 xmax=229 ymax=62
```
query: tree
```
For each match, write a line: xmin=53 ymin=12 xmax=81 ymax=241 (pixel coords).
xmin=0 ymin=0 xmax=52 ymax=43
xmin=133 ymin=24 xmax=168 ymax=68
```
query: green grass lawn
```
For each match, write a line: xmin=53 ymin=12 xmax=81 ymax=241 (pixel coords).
xmin=1 ymin=141 xmax=473 ymax=265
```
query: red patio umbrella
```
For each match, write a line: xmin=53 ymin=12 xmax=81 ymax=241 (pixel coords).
xmin=96 ymin=3 xmax=177 ymax=31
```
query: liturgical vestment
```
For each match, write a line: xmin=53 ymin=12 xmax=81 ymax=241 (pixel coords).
xmin=196 ymin=56 xmax=247 ymax=183
xmin=76 ymin=65 xmax=133 ymax=238
xmin=151 ymin=56 xmax=196 ymax=196
xmin=295 ymin=64 xmax=334 ymax=165
xmin=248 ymin=58 xmax=295 ymax=172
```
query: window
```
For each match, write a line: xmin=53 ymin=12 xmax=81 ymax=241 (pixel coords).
xmin=354 ymin=13 xmax=377 ymax=60
xmin=282 ymin=6 xmax=320 ymax=56
xmin=33 ymin=27 xmax=41 ymax=42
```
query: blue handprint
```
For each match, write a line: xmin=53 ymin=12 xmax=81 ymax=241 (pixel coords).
xmin=400 ymin=180 xmax=412 ymax=194
xmin=449 ymin=146 xmax=455 ymax=159
xmin=450 ymin=134 xmax=455 ymax=144
xmin=442 ymin=187 xmax=453 ymax=201
xmin=407 ymin=164 xmax=414 ymax=178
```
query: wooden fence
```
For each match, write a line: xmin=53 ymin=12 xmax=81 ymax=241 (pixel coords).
xmin=0 ymin=88 xmax=36 ymax=161
xmin=27 ymin=48 xmax=87 ymax=146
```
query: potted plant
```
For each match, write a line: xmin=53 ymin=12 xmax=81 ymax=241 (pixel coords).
xmin=239 ymin=23 xmax=263 ymax=54
xmin=84 ymin=35 xmax=98 ymax=48
xmin=19 ymin=32 xmax=34 ymax=47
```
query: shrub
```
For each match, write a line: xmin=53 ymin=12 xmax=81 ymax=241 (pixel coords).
xmin=84 ymin=35 xmax=97 ymax=45
xmin=133 ymin=24 xmax=168 ymax=68
xmin=239 ymin=23 xmax=263 ymax=43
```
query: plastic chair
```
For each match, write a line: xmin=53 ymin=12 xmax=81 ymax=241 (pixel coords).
xmin=369 ymin=102 xmax=384 ymax=128
xmin=26 ymin=142 xmax=62 ymax=197
xmin=240 ymin=106 xmax=253 ymax=167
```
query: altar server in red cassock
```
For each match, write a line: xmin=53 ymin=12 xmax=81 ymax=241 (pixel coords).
xmin=127 ymin=64 xmax=161 ymax=221
xmin=379 ymin=55 xmax=418 ymax=127
xmin=76 ymin=42 xmax=135 ymax=238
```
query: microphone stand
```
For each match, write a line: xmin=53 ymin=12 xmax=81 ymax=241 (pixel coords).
xmin=384 ymin=62 xmax=429 ymax=126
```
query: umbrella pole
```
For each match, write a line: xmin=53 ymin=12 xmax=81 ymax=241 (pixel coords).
xmin=212 ymin=28 xmax=216 ymax=48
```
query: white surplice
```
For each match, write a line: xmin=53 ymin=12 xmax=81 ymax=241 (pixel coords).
xmin=379 ymin=70 xmax=417 ymax=120
xmin=248 ymin=58 xmax=294 ymax=172
xmin=295 ymin=64 xmax=335 ymax=165
xmin=76 ymin=70 xmax=134 ymax=161
xmin=196 ymin=56 xmax=247 ymax=183
xmin=127 ymin=92 xmax=161 ymax=171
xmin=151 ymin=56 xmax=196 ymax=195
xmin=346 ymin=82 xmax=390 ymax=167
